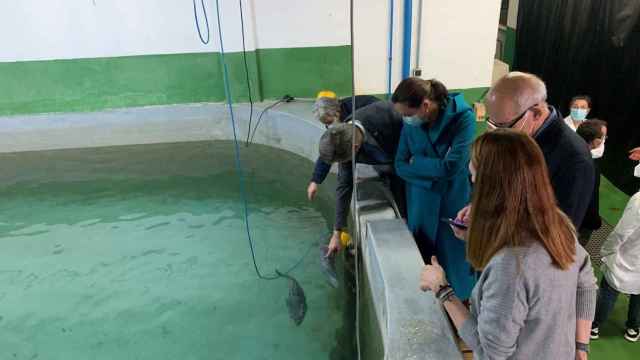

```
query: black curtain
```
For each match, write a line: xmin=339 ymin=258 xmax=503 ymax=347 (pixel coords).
xmin=515 ymin=0 xmax=640 ymax=195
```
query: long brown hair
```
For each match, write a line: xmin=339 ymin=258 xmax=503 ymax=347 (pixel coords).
xmin=467 ymin=129 xmax=576 ymax=270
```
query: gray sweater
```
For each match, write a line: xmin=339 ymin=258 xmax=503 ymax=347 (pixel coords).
xmin=459 ymin=240 xmax=597 ymax=360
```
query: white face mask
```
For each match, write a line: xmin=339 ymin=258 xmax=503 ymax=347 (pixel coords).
xmin=635 ymin=162 xmax=640 ymax=178
xmin=591 ymin=140 xmax=605 ymax=159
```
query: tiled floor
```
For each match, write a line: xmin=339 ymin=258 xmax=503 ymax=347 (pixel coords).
xmin=584 ymin=221 xmax=614 ymax=268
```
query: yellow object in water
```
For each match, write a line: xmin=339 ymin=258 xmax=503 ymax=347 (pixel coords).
xmin=340 ymin=231 xmax=352 ymax=247
xmin=316 ymin=90 xmax=337 ymax=99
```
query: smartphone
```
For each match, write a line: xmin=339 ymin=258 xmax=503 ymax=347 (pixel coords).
xmin=440 ymin=217 xmax=468 ymax=230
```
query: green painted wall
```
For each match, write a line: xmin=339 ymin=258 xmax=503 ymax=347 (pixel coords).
xmin=497 ymin=26 xmax=516 ymax=67
xmin=0 ymin=46 xmax=352 ymax=117
xmin=256 ymin=47 xmax=352 ymax=100
xmin=0 ymin=45 xmax=488 ymax=117
xmin=503 ymin=26 xmax=516 ymax=67
xmin=454 ymin=87 xmax=490 ymax=105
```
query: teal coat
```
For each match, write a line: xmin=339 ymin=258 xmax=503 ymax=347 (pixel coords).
xmin=394 ymin=93 xmax=476 ymax=299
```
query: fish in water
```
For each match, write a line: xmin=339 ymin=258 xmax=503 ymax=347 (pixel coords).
xmin=319 ymin=245 xmax=338 ymax=288
xmin=276 ymin=270 xmax=307 ymax=326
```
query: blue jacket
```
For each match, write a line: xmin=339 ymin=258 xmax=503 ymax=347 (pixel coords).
xmin=395 ymin=93 xmax=476 ymax=299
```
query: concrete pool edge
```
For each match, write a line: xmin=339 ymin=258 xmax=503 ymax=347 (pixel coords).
xmin=353 ymin=177 xmax=462 ymax=360
xmin=0 ymin=102 xmax=462 ymax=359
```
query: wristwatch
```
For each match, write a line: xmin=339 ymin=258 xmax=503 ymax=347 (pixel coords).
xmin=576 ymin=341 xmax=589 ymax=354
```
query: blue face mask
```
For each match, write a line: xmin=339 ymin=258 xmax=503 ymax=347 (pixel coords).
xmin=570 ymin=108 xmax=589 ymax=121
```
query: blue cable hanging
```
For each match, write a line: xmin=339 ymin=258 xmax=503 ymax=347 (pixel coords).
xmin=193 ymin=0 xmax=210 ymax=44
xmin=211 ymin=0 xmax=323 ymax=280
xmin=387 ymin=0 xmax=395 ymax=98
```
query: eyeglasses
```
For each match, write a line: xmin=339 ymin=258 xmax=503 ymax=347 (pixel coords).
xmin=487 ymin=104 xmax=538 ymax=129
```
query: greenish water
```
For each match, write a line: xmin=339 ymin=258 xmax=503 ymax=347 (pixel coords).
xmin=0 ymin=141 xmax=354 ymax=360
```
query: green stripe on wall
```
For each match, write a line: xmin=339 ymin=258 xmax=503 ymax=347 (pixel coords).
xmin=0 ymin=46 xmax=352 ymax=117
xmin=497 ymin=26 xmax=516 ymax=67
xmin=504 ymin=26 xmax=516 ymax=67
xmin=256 ymin=47 xmax=352 ymax=100
xmin=454 ymin=87 xmax=489 ymax=105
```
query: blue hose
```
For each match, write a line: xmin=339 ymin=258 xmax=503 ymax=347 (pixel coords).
xmin=212 ymin=1 xmax=324 ymax=280
xmin=387 ymin=0 xmax=394 ymax=99
xmin=401 ymin=0 xmax=412 ymax=79
xmin=193 ymin=0 xmax=210 ymax=45
xmin=213 ymin=0 xmax=278 ymax=280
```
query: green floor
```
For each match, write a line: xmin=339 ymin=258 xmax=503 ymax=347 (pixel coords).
xmin=474 ymin=120 xmax=639 ymax=358
xmin=591 ymin=273 xmax=639 ymax=359
xmin=599 ymin=176 xmax=630 ymax=225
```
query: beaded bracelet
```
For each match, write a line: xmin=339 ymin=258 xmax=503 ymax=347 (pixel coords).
xmin=436 ymin=286 xmax=454 ymax=303
xmin=441 ymin=290 xmax=456 ymax=303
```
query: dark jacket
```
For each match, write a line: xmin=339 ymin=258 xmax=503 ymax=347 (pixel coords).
xmin=535 ymin=107 xmax=595 ymax=228
xmin=581 ymin=162 xmax=602 ymax=230
xmin=333 ymin=101 xmax=404 ymax=230
xmin=310 ymin=95 xmax=380 ymax=184
xmin=339 ymin=95 xmax=380 ymax=122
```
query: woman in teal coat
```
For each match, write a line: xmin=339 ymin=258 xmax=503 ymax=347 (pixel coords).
xmin=392 ymin=78 xmax=476 ymax=300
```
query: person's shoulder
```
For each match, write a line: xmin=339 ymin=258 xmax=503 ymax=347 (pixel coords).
xmin=358 ymin=101 xmax=402 ymax=131
xmin=548 ymin=117 xmax=592 ymax=161
xmin=447 ymin=93 xmax=473 ymax=115
xmin=484 ymin=246 xmax=526 ymax=274
xmin=359 ymin=101 xmax=398 ymax=118
xmin=356 ymin=95 xmax=382 ymax=105
xmin=358 ymin=100 xmax=390 ymax=112
xmin=625 ymin=191 xmax=640 ymax=216
xmin=486 ymin=242 xmax=550 ymax=271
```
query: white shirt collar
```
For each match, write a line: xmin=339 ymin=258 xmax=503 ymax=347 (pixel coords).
xmin=563 ymin=115 xmax=578 ymax=131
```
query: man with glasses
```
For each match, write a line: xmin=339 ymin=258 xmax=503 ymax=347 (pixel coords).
xmin=456 ymin=72 xmax=595 ymax=357
xmin=478 ymin=72 xmax=595 ymax=228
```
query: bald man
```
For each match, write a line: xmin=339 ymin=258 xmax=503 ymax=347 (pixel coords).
xmin=484 ymin=72 xmax=594 ymax=228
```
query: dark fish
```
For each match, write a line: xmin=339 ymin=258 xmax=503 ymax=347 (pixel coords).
xmin=276 ymin=270 xmax=307 ymax=326
xmin=319 ymin=245 xmax=338 ymax=288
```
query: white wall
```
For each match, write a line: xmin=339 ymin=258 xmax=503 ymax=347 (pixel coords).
xmin=0 ymin=0 xmax=217 ymax=61
xmin=418 ymin=0 xmax=501 ymax=89
xmin=507 ymin=0 xmax=519 ymax=29
xmin=251 ymin=0 xmax=349 ymax=49
xmin=353 ymin=0 xmax=404 ymax=95
xmin=354 ymin=0 xmax=501 ymax=93
xmin=0 ymin=0 xmax=348 ymax=62
xmin=0 ymin=0 xmax=500 ymax=92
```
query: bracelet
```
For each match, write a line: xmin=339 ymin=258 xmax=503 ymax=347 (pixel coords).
xmin=576 ymin=341 xmax=589 ymax=354
xmin=435 ymin=284 xmax=451 ymax=299
xmin=441 ymin=291 xmax=456 ymax=303
xmin=436 ymin=287 xmax=455 ymax=303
